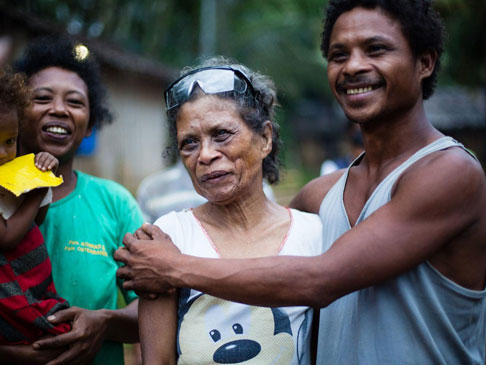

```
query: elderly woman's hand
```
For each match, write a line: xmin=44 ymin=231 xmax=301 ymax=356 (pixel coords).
xmin=114 ymin=223 xmax=181 ymax=295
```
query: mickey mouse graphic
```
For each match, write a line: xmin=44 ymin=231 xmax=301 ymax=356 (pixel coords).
xmin=177 ymin=292 xmax=297 ymax=364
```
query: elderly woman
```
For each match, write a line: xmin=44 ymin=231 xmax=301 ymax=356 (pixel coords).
xmin=135 ymin=58 xmax=322 ymax=364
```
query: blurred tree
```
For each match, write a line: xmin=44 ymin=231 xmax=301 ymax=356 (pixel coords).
xmin=3 ymin=0 xmax=483 ymax=172
xmin=5 ymin=0 xmax=329 ymax=103
xmin=5 ymin=0 xmax=481 ymax=96
xmin=434 ymin=0 xmax=486 ymax=87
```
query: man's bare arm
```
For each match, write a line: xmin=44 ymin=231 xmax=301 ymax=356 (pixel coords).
xmin=116 ymin=150 xmax=485 ymax=308
xmin=289 ymin=170 xmax=344 ymax=213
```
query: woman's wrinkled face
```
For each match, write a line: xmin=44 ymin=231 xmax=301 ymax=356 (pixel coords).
xmin=19 ymin=66 xmax=91 ymax=162
xmin=176 ymin=95 xmax=272 ymax=205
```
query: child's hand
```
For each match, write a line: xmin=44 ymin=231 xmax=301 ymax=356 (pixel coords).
xmin=35 ymin=152 xmax=59 ymax=172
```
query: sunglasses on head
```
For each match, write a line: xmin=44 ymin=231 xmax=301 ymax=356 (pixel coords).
xmin=164 ymin=66 xmax=256 ymax=111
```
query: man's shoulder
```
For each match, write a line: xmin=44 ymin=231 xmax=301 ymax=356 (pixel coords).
xmin=290 ymin=169 xmax=346 ymax=214
xmin=392 ymin=146 xmax=486 ymax=222
xmin=399 ymin=146 xmax=484 ymax=193
xmin=415 ymin=144 xmax=480 ymax=168
xmin=305 ymin=169 xmax=346 ymax=198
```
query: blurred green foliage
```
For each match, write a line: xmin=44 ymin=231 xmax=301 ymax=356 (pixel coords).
xmin=5 ymin=0 xmax=484 ymax=174
xmin=7 ymin=0 xmax=333 ymax=105
xmin=434 ymin=0 xmax=486 ymax=87
xmin=8 ymin=0 xmax=484 ymax=98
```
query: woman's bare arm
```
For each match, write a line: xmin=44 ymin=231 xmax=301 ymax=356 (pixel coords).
xmin=139 ymin=294 xmax=178 ymax=365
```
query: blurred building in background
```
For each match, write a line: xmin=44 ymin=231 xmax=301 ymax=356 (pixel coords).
xmin=425 ymin=86 xmax=486 ymax=165
xmin=290 ymin=99 xmax=348 ymax=174
xmin=291 ymin=88 xmax=485 ymax=176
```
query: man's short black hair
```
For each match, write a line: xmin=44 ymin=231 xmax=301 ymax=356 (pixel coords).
xmin=321 ymin=0 xmax=445 ymax=100
xmin=14 ymin=35 xmax=113 ymax=129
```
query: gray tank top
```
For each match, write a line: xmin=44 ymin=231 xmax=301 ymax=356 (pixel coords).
xmin=317 ymin=136 xmax=486 ymax=364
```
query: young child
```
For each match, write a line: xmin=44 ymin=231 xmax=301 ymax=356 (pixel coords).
xmin=0 ymin=68 xmax=70 ymax=344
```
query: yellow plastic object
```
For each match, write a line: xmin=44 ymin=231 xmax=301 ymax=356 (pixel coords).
xmin=0 ymin=154 xmax=63 ymax=197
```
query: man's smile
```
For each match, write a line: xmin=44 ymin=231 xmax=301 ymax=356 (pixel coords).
xmin=346 ymin=86 xmax=372 ymax=95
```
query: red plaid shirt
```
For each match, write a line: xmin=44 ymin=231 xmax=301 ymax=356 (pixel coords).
xmin=0 ymin=224 xmax=70 ymax=344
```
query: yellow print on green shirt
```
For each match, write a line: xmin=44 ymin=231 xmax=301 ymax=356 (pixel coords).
xmin=64 ymin=240 xmax=108 ymax=257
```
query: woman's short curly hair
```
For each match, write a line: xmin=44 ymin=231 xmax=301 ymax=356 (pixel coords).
xmin=166 ymin=56 xmax=282 ymax=184
xmin=14 ymin=35 xmax=113 ymax=129
xmin=0 ymin=67 xmax=31 ymax=118
xmin=321 ymin=0 xmax=445 ymax=100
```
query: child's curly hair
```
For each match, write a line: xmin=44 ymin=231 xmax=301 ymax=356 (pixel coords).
xmin=0 ymin=67 xmax=31 ymax=118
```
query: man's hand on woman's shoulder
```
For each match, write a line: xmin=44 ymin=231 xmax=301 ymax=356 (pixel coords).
xmin=115 ymin=224 xmax=181 ymax=296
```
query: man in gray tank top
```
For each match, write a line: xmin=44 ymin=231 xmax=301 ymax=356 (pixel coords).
xmin=116 ymin=1 xmax=486 ymax=363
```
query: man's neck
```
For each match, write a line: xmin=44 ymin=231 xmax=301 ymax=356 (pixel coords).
xmin=359 ymin=102 xmax=443 ymax=169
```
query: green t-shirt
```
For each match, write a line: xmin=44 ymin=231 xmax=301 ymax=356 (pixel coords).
xmin=40 ymin=171 xmax=143 ymax=365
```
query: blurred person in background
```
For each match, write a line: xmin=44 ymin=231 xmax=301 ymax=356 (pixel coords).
xmin=136 ymin=160 xmax=206 ymax=223
xmin=320 ymin=123 xmax=363 ymax=175
xmin=0 ymin=36 xmax=143 ymax=365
